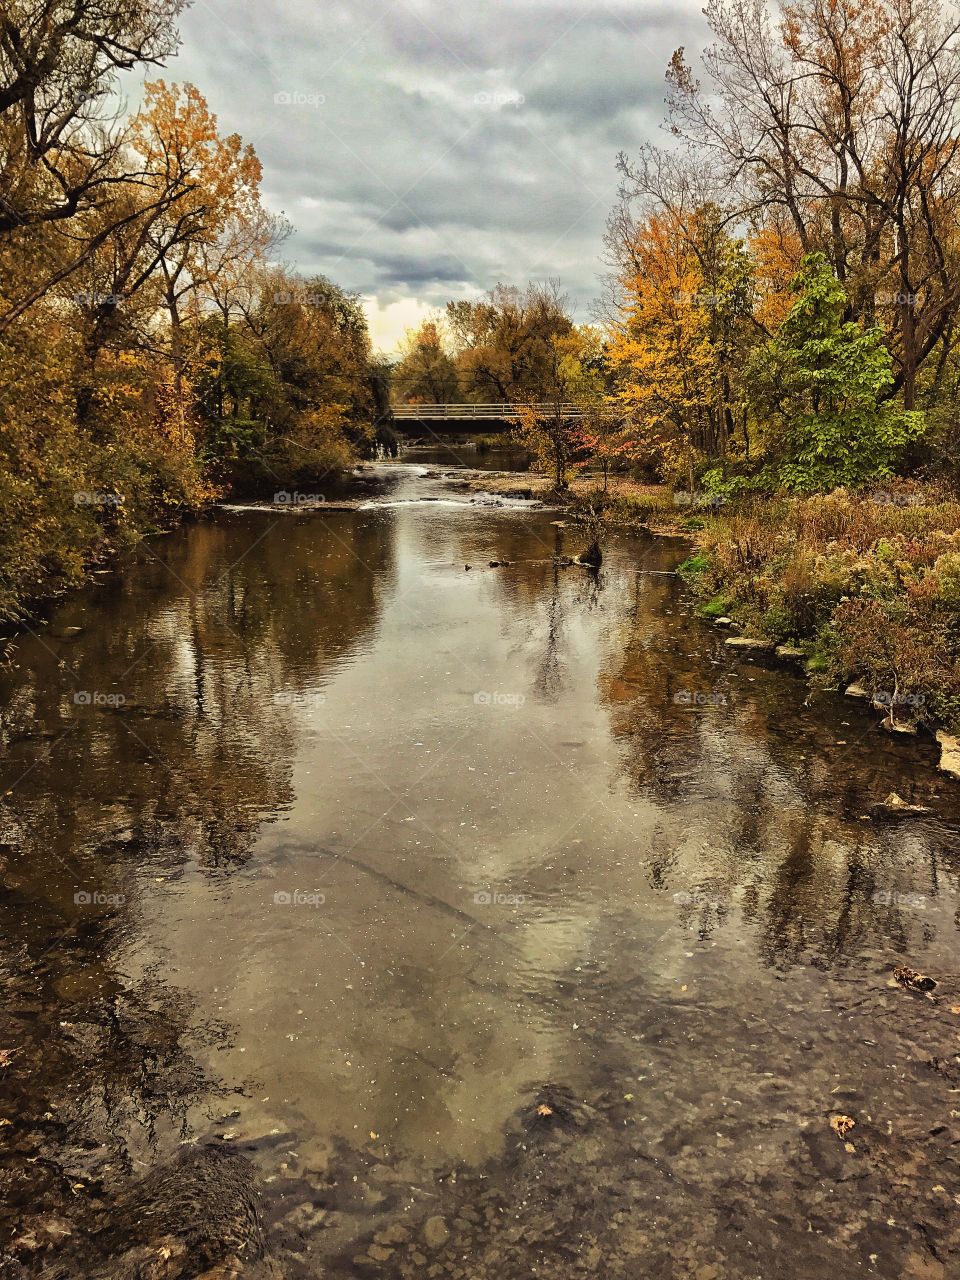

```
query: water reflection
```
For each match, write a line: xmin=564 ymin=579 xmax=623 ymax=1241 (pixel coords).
xmin=1 ymin=463 xmax=959 ymax=1277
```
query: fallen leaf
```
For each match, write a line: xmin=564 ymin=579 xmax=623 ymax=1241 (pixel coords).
xmin=536 ymin=1104 xmax=553 ymax=1117
xmin=831 ymin=1114 xmax=856 ymax=1140
xmin=369 ymin=1131 xmax=379 ymax=1140
xmin=893 ymin=966 xmax=937 ymax=993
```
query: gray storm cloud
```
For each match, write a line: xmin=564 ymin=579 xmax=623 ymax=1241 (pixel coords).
xmin=161 ymin=0 xmax=707 ymax=327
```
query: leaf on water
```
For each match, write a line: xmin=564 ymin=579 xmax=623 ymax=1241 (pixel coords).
xmin=831 ymin=1114 xmax=856 ymax=1139
xmin=536 ymin=1104 xmax=553 ymax=1117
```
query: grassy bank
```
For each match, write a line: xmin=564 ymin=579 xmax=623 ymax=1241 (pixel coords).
xmin=676 ymin=484 xmax=960 ymax=736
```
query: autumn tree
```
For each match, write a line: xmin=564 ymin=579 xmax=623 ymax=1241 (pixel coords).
xmin=393 ymin=319 xmax=459 ymax=403
xmin=607 ymin=207 xmax=755 ymax=484
xmin=666 ymin=0 xmax=960 ymax=408
xmin=516 ymin=324 xmax=601 ymax=490
xmin=0 ymin=0 xmax=186 ymax=329
xmin=446 ymin=282 xmax=573 ymax=403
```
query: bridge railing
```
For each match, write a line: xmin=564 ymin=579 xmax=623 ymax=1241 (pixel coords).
xmin=392 ymin=402 xmax=585 ymax=419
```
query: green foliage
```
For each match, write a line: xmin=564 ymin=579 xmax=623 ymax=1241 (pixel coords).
xmin=752 ymin=255 xmax=926 ymax=492
xmin=678 ymin=552 xmax=711 ymax=580
xmin=697 ymin=592 xmax=735 ymax=618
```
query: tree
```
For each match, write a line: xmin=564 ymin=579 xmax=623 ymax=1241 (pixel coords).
xmin=666 ymin=0 xmax=960 ymax=408
xmin=393 ymin=319 xmax=459 ymax=403
xmin=446 ymin=282 xmax=573 ymax=403
xmin=515 ymin=325 xmax=600 ymax=490
xmin=0 ymin=0 xmax=186 ymax=329
xmin=750 ymin=253 xmax=925 ymax=489
xmin=607 ymin=207 xmax=754 ymax=484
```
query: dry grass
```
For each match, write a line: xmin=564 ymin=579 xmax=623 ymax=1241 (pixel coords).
xmin=689 ymin=485 xmax=960 ymax=729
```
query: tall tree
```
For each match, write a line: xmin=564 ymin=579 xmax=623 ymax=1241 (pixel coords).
xmin=666 ymin=0 xmax=960 ymax=407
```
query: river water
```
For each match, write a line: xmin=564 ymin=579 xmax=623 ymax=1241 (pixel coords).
xmin=2 ymin=456 xmax=960 ymax=1279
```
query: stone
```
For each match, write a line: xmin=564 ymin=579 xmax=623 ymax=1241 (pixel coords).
xmin=936 ymin=730 xmax=960 ymax=779
xmin=367 ymin=1244 xmax=394 ymax=1262
xmin=724 ymin=636 xmax=772 ymax=651
xmin=881 ymin=716 xmax=917 ymax=735
xmin=775 ymin=643 xmax=805 ymax=659
xmin=845 ymin=682 xmax=869 ymax=699
xmin=423 ymin=1215 xmax=450 ymax=1249
xmin=713 ymin=616 xmax=733 ymax=626
xmin=872 ymin=792 xmax=933 ymax=817
xmin=283 ymin=1202 xmax=328 ymax=1233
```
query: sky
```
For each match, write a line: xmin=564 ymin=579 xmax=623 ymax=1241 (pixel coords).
xmin=158 ymin=0 xmax=708 ymax=352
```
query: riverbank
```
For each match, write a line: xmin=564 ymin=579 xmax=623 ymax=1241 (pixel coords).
xmin=464 ymin=464 xmax=960 ymax=780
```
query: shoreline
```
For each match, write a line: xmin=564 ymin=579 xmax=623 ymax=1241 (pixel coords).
xmin=464 ymin=464 xmax=960 ymax=786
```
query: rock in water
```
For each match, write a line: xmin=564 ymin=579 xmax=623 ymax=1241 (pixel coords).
xmin=92 ymin=1144 xmax=265 ymax=1276
xmin=423 ymin=1215 xmax=450 ymax=1248
xmin=871 ymin=792 xmax=933 ymax=817
xmin=577 ymin=541 xmax=602 ymax=567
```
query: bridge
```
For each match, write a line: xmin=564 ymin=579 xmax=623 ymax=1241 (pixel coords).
xmin=391 ymin=402 xmax=588 ymax=435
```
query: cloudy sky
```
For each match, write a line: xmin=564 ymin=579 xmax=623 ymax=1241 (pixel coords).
xmin=161 ymin=0 xmax=708 ymax=351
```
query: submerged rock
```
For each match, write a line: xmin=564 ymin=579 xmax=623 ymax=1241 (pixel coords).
xmin=92 ymin=1144 xmax=265 ymax=1276
xmin=871 ymin=792 xmax=933 ymax=818
xmin=423 ymin=1215 xmax=450 ymax=1248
